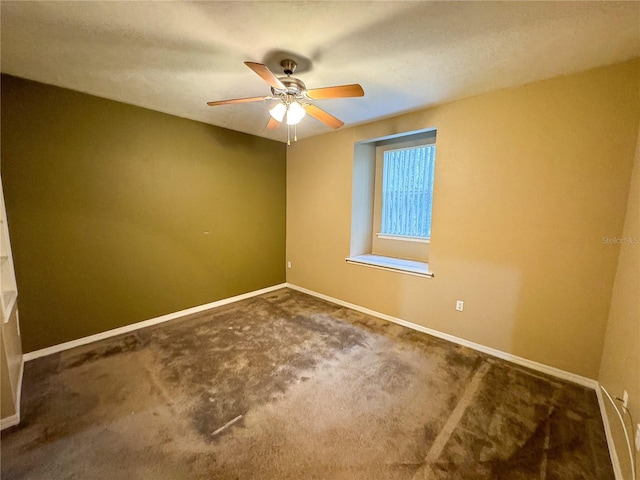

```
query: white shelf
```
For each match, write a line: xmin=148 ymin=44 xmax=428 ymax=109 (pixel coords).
xmin=0 ymin=176 xmax=18 ymax=323
xmin=2 ymin=291 xmax=17 ymax=323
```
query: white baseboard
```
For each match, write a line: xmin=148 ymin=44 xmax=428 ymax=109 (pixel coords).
xmin=23 ymin=283 xmax=287 ymax=362
xmin=285 ymin=283 xmax=598 ymax=389
xmin=1 ymin=357 xmax=23 ymax=431
xmin=24 ymin=281 xmax=598 ymax=389
xmin=1 ymin=413 xmax=19 ymax=430
xmin=597 ymin=385 xmax=624 ymax=480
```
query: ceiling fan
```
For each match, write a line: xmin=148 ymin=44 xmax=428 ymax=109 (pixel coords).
xmin=207 ymin=59 xmax=364 ymax=144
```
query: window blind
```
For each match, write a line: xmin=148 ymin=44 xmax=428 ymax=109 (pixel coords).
xmin=381 ymin=145 xmax=435 ymax=239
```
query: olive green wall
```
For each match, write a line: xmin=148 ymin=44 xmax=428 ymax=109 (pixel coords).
xmin=1 ymin=75 xmax=286 ymax=353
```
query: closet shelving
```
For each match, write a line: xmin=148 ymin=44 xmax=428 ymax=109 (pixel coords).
xmin=0 ymin=178 xmax=17 ymax=323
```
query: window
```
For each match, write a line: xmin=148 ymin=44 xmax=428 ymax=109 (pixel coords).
xmin=380 ymin=145 xmax=436 ymax=240
xmin=348 ymin=129 xmax=436 ymax=277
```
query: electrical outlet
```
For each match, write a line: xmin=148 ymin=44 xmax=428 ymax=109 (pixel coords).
xmin=456 ymin=300 xmax=464 ymax=312
xmin=623 ymin=390 xmax=629 ymax=409
xmin=635 ymin=424 xmax=640 ymax=452
xmin=287 ymin=261 xmax=292 ymax=269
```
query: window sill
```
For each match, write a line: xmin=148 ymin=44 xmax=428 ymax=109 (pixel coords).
xmin=346 ymin=254 xmax=433 ymax=278
xmin=376 ymin=233 xmax=430 ymax=244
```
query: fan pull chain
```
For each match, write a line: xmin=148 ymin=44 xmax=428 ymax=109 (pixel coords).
xmin=294 ymin=123 xmax=298 ymax=142
xmin=287 ymin=124 xmax=291 ymax=146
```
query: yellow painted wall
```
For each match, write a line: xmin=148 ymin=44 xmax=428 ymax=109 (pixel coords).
xmin=1 ymin=75 xmax=286 ymax=353
xmin=599 ymin=123 xmax=640 ymax=479
xmin=287 ymin=59 xmax=640 ymax=379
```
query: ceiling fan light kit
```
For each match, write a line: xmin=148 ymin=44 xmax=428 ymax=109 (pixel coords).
xmin=207 ymin=58 xmax=364 ymax=144
xmin=285 ymin=102 xmax=306 ymax=125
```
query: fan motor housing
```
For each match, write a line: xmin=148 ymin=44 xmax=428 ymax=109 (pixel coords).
xmin=272 ymin=76 xmax=306 ymax=96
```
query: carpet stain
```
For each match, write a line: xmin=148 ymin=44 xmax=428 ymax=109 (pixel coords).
xmin=1 ymin=289 xmax=614 ymax=479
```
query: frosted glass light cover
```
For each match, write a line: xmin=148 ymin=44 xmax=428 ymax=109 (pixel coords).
xmin=269 ymin=102 xmax=286 ymax=122
xmin=286 ymin=102 xmax=306 ymax=125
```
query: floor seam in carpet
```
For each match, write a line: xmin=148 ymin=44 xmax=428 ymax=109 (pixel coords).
xmin=415 ymin=361 xmax=491 ymax=479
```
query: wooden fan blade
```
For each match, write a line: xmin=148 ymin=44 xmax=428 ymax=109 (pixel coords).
xmin=207 ymin=96 xmax=268 ymax=107
xmin=244 ymin=62 xmax=286 ymax=90
xmin=266 ymin=117 xmax=280 ymax=130
xmin=304 ymin=104 xmax=344 ymax=129
xmin=306 ymin=84 xmax=364 ymax=100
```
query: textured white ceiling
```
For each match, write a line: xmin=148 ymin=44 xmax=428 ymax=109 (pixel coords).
xmin=1 ymin=1 xmax=639 ymax=143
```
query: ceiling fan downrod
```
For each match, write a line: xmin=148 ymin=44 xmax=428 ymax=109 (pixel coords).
xmin=280 ymin=59 xmax=297 ymax=76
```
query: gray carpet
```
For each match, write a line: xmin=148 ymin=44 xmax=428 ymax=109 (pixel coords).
xmin=1 ymin=288 xmax=614 ymax=479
